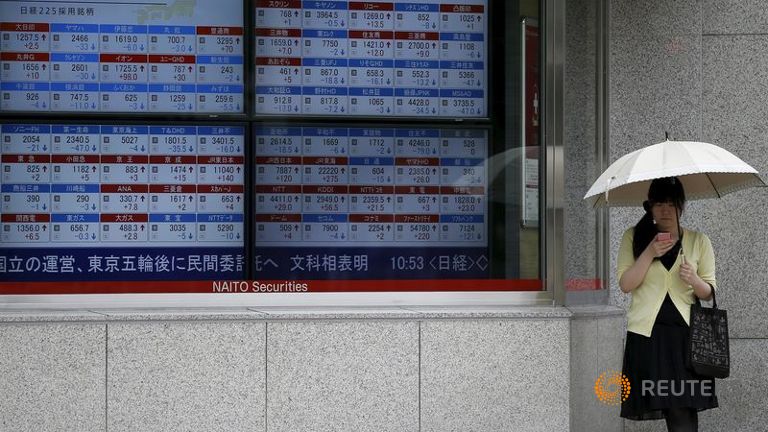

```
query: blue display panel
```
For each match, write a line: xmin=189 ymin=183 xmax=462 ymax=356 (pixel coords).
xmin=255 ymin=0 xmax=488 ymax=118
xmin=254 ymin=124 xmax=489 ymax=279
xmin=0 ymin=1 xmax=244 ymax=114
xmin=0 ymin=123 xmax=245 ymax=282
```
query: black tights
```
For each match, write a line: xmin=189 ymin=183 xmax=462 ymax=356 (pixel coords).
xmin=665 ymin=407 xmax=698 ymax=432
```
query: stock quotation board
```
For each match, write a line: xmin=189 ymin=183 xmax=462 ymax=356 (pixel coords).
xmin=0 ymin=123 xmax=246 ymax=282
xmin=0 ymin=0 xmax=244 ymax=114
xmin=255 ymin=0 xmax=488 ymax=118
xmin=254 ymin=124 xmax=490 ymax=280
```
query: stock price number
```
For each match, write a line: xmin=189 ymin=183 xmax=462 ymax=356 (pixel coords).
xmin=69 ymin=223 xmax=92 ymax=241
xmin=119 ymin=223 xmax=141 ymax=241
xmin=20 ymin=134 xmax=43 ymax=152
xmin=216 ymin=37 xmax=236 ymax=53
xmin=272 ymin=95 xmax=296 ymax=113
xmin=279 ymin=223 xmax=297 ymax=240
xmin=457 ymin=224 xmax=478 ymax=241
xmin=409 ymin=224 xmax=432 ymax=240
xmin=217 ymin=223 xmax=238 ymax=240
xmin=212 ymin=136 xmax=237 ymax=146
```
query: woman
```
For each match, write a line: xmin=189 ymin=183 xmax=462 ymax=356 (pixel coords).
xmin=618 ymin=177 xmax=718 ymax=432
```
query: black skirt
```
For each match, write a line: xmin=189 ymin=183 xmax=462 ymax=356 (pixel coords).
xmin=620 ymin=293 xmax=719 ymax=420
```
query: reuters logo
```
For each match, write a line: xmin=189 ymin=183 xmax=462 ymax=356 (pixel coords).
xmin=594 ymin=370 xmax=631 ymax=405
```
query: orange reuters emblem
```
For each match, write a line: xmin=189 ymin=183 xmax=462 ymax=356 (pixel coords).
xmin=594 ymin=370 xmax=631 ymax=405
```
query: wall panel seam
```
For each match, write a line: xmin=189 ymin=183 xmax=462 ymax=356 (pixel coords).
xmin=105 ymin=322 xmax=109 ymax=432
xmin=265 ymin=322 xmax=268 ymax=432
xmin=418 ymin=320 xmax=422 ymax=432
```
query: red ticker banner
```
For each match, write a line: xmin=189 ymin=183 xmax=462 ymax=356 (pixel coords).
xmin=0 ymin=279 xmax=541 ymax=295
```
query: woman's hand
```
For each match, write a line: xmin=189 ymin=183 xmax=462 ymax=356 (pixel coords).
xmin=679 ymin=259 xmax=702 ymax=287
xmin=619 ymin=233 xmax=677 ymax=294
xmin=645 ymin=236 xmax=676 ymax=258
xmin=680 ymin=255 xmax=714 ymax=300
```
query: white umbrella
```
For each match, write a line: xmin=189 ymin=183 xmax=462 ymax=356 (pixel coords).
xmin=584 ymin=140 xmax=766 ymax=208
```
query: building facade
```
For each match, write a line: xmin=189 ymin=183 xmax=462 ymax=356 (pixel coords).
xmin=1 ymin=1 xmax=766 ymax=431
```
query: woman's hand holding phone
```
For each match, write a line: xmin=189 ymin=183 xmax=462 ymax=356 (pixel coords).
xmin=647 ymin=232 xmax=675 ymax=257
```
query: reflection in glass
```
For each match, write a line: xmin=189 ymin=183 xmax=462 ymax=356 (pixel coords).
xmin=254 ymin=123 xmax=538 ymax=290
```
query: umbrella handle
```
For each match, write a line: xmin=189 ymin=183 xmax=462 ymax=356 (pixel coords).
xmin=674 ymin=195 xmax=684 ymax=256
xmin=604 ymin=176 xmax=615 ymax=204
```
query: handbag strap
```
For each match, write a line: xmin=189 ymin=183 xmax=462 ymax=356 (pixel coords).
xmin=695 ymin=285 xmax=717 ymax=309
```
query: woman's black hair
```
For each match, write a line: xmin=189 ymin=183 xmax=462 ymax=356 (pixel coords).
xmin=632 ymin=176 xmax=686 ymax=258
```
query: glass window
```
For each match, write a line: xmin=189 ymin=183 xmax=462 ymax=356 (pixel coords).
xmin=0 ymin=0 xmax=556 ymax=303
xmin=250 ymin=0 xmax=544 ymax=295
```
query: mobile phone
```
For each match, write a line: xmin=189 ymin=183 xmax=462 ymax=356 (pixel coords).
xmin=656 ymin=232 xmax=671 ymax=241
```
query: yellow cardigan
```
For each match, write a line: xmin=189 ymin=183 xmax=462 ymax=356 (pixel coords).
xmin=617 ymin=227 xmax=717 ymax=337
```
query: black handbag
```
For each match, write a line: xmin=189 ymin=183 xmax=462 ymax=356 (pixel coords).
xmin=687 ymin=289 xmax=730 ymax=378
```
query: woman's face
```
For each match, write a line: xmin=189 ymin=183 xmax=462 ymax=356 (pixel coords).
xmin=651 ymin=201 xmax=681 ymax=233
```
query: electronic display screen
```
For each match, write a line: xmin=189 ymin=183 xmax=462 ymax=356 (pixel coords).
xmin=255 ymin=0 xmax=488 ymax=118
xmin=254 ymin=124 xmax=489 ymax=280
xmin=0 ymin=123 xmax=246 ymax=282
xmin=0 ymin=0 xmax=244 ymax=114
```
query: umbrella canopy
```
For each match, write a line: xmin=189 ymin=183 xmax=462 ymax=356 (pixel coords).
xmin=584 ymin=140 xmax=765 ymax=207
